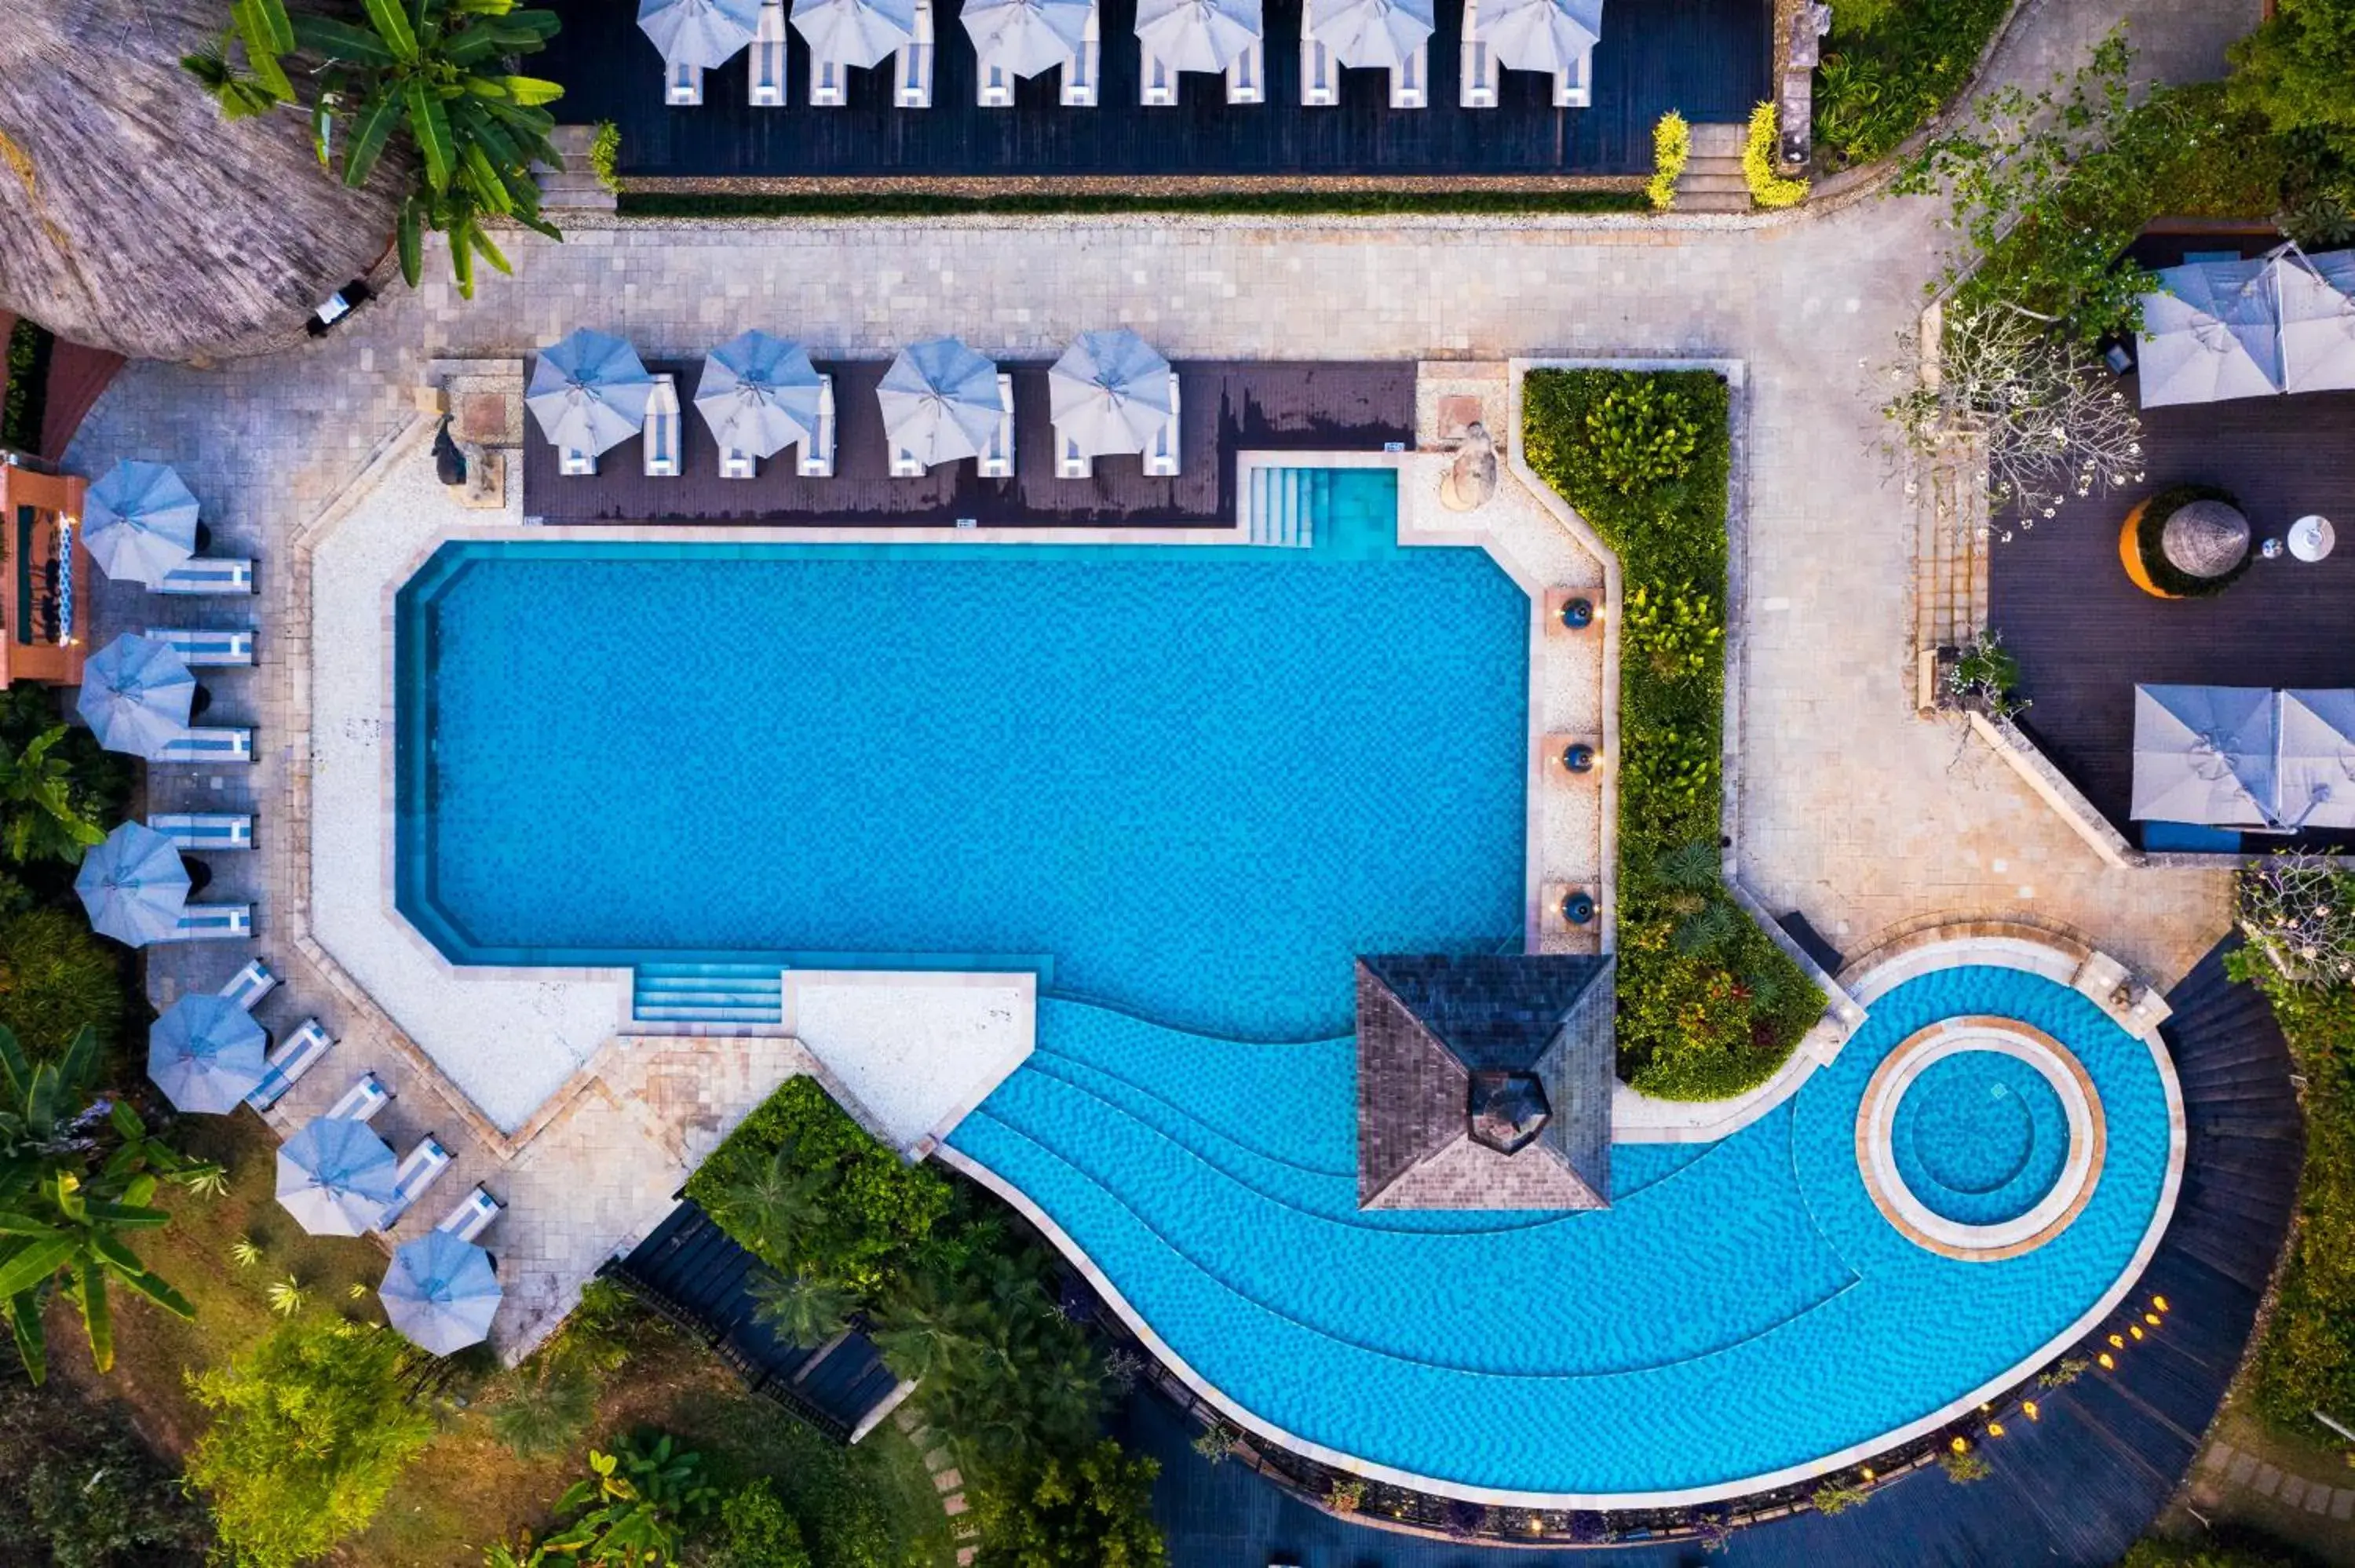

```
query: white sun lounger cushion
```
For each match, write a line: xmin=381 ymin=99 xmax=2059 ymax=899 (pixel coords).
xmin=798 ymin=376 xmax=837 ymax=477
xmin=155 ymin=558 xmax=254 ymax=596
xmin=218 ymin=957 xmax=279 ymax=1012
xmin=378 ymin=1136 xmax=455 ymax=1230
xmin=326 ymin=1071 xmax=391 ymax=1124
xmin=436 ymin=1184 xmax=504 ymax=1243
xmin=895 ymin=0 xmax=933 ymax=107
xmin=1061 ymin=2 xmax=1100 ymax=104
xmin=750 ymin=0 xmax=788 ymax=104
xmin=162 ymin=904 xmax=251 ymax=942
xmin=155 ymin=727 xmax=254 ymax=765
xmin=146 ymin=626 xmax=254 ymax=666
xmin=149 ymin=812 xmax=254 ymax=851
xmin=246 ymin=1018 xmax=333 ymax=1110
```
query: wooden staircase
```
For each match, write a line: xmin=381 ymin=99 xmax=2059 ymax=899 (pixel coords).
xmin=1674 ymin=122 xmax=1750 ymax=214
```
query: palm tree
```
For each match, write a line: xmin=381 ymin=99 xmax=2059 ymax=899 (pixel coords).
xmin=489 ymin=1351 xmax=598 ymax=1458
xmin=707 ymin=1143 xmax=831 ymax=1270
xmin=749 ymin=1267 xmax=860 ymax=1351
xmin=0 ymin=727 xmax=108 ymax=865
xmin=869 ymin=1274 xmax=989 ymax=1386
xmin=0 ymin=1025 xmax=205 ymax=1380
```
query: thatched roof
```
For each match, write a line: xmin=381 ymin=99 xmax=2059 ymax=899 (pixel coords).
xmin=2160 ymin=498 xmax=2251 ymax=580
xmin=0 ymin=0 xmax=402 ymax=362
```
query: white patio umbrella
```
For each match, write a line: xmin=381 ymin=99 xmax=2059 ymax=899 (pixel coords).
xmin=960 ymin=0 xmax=1093 ymax=78
xmin=81 ymin=460 xmax=199 ymax=586
xmin=1311 ymin=0 xmax=1434 ymax=71
xmin=1049 ymin=330 xmax=1174 ymax=457
xmin=1482 ymin=0 xmax=1601 ymax=76
xmin=2278 ymin=689 xmax=2355 ymax=830
xmin=877 ymin=337 xmax=1003 ymax=469
xmin=791 ymin=0 xmax=916 ymax=70
xmin=75 ymin=633 xmax=195 ymax=759
xmin=1134 ymin=0 xmax=1261 ymax=74
xmin=694 ymin=330 xmax=823 ymax=458
xmin=638 ymin=0 xmax=763 ymax=66
xmin=526 ymin=330 xmax=658 ymax=457
xmin=2274 ymin=247 xmax=2355 ymax=395
xmin=380 ymin=1231 xmax=503 ymax=1355
xmin=2130 ymin=684 xmax=2278 ymax=827
xmin=2134 ymin=257 xmax=2284 ymax=408
xmin=276 ymin=1116 xmax=400 ymax=1237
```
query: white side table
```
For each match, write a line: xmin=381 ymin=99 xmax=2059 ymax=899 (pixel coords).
xmin=2289 ymin=515 xmax=2336 ymax=563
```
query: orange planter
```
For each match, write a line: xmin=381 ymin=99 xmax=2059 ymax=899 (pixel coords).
xmin=2119 ymin=500 xmax=2177 ymax=599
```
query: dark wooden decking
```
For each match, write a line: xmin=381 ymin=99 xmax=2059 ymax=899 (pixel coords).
xmin=541 ymin=0 xmax=1768 ymax=177
xmin=1987 ymin=385 xmax=2355 ymax=847
xmin=1136 ymin=939 xmax=2303 ymax=1568
xmin=606 ymin=1201 xmax=904 ymax=1440
xmin=524 ymin=358 xmax=1413 ymax=526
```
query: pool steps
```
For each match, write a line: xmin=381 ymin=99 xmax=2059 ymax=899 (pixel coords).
xmin=633 ymin=961 xmax=786 ymax=1025
xmin=1246 ymin=467 xmax=1328 ymax=549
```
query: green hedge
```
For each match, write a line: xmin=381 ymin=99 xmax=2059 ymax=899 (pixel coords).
xmin=2121 ymin=1525 xmax=2328 ymax=1568
xmin=2 ymin=319 xmax=50 ymax=454
xmin=621 ymin=190 xmax=1648 ymax=220
xmin=1811 ymin=0 xmax=2013 ymax=171
xmin=685 ymin=1076 xmax=951 ymax=1295
xmin=1522 ymin=370 xmax=1820 ymax=1101
xmin=2247 ymin=965 xmax=2355 ymax=1431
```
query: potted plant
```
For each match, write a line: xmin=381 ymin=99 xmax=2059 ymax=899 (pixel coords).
xmin=2120 ymin=484 xmax=2254 ymax=598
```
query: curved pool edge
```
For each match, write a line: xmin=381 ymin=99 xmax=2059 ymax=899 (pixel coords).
xmin=941 ymin=943 xmax=2190 ymax=1512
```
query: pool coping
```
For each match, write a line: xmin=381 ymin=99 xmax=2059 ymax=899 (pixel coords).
xmin=945 ymin=925 xmax=2187 ymax=1511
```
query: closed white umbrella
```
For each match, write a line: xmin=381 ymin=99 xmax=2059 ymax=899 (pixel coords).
xmin=2279 ymin=689 xmax=2355 ymax=830
xmin=1481 ymin=0 xmax=1601 ymax=76
xmin=2130 ymin=684 xmax=2277 ymax=827
xmin=2275 ymin=248 xmax=2355 ymax=395
xmin=1048 ymin=330 xmax=1173 ymax=457
xmin=792 ymin=0 xmax=916 ymax=70
xmin=638 ymin=0 xmax=763 ymax=67
xmin=1134 ymin=0 xmax=1261 ymax=74
xmin=877 ymin=337 xmax=1003 ymax=469
xmin=2134 ymin=258 xmax=2283 ymax=408
xmin=961 ymin=0 xmax=1093 ymax=78
xmin=1311 ymin=0 xmax=1433 ymax=71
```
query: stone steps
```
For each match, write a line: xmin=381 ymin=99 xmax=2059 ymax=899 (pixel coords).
xmin=1675 ymin=123 xmax=1751 ymax=214
xmin=535 ymin=124 xmax=618 ymax=213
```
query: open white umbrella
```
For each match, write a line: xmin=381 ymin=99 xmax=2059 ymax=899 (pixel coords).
xmin=526 ymin=330 xmax=658 ymax=457
xmin=149 ymin=994 xmax=268 ymax=1114
xmin=82 ymin=461 xmax=199 ymax=586
xmin=2279 ymin=689 xmax=2355 ymax=830
xmin=74 ymin=822 xmax=190 ymax=946
xmin=381 ymin=1231 xmax=503 ymax=1355
xmin=1481 ymin=0 xmax=1601 ymax=75
xmin=75 ymin=633 xmax=195 ymax=759
xmin=639 ymin=0 xmax=763 ymax=67
xmin=276 ymin=1117 xmax=399 ymax=1237
xmin=1311 ymin=0 xmax=1433 ymax=71
xmin=1049 ymin=330 xmax=1174 ymax=457
xmin=791 ymin=0 xmax=916 ymax=70
xmin=694 ymin=331 xmax=823 ymax=459
xmin=961 ymin=0 xmax=1093 ymax=77
xmin=2135 ymin=257 xmax=2284 ymax=408
xmin=2275 ymin=248 xmax=2355 ymax=395
xmin=1134 ymin=0 xmax=1261 ymax=74
xmin=2130 ymin=684 xmax=2277 ymax=827
xmin=877 ymin=337 xmax=1003 ymax=469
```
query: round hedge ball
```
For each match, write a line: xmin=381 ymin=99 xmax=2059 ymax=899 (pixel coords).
xmin=2125 ymin=484 xmax=2253 ymax=598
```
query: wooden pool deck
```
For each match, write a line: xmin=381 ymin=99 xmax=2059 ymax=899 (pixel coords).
xmin=540 ymin=0 xmax=1768 ymax=179
xmin=523 ymin=358 xmax=1415 ymax=527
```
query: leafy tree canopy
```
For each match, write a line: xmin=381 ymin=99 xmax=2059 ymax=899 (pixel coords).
xmin=974 ymin=1440 xmax=1166 ymax=1568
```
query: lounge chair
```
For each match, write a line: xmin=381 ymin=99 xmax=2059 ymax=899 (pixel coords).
xmin=894 ymin=0 xmax=934 ymax=107
xmin=436 ymin=1184 xmax=504 ymax=1242
xmin=560 ymin=445 xmax=597 ymax=476
xmin=1459 ymin=0 xmax=1497 ymax=107
xmin=1301 ymin=0 xmax=1338 ymax=105
xmin=156 ymin=557 xmax=254 ymax=596
xmin=161 ymin=903 xmax=251 ymax=942
xmin=1057 ymin=431 xmax=1093 ymax=479
xmin=1141 ymin=49 xmax=1178 ymax=104
xmin=1392 ymin=35 xmax=1427 ymax=106
xmin=979 ymin=56 xmax=1016 ymax=106
xmin=146 ymin=625 xmax=254 ymax=666
xmin=1553 ymin=49 xmax=1590 ymax=107
xmin=325 ymin=1071 xmax=391 ymax=1123
xmin=1225 ymin=37 xmax=1263 ymax=103
xmin=1144 ymin=372 xmax=1182 ymax=476
xmin=889 ymin=443 xmax=928 ymax=478
xmin=750 ymin=0 xmax=788 ymax=104
xmin=149 ymin=812 xmax=254 ymax=851
xmin=977 ymin=373 xmax=1016 ymax=478
xmin=378 ymin=1136 xmax=454 ymax=1230
xmin=644 ymin=374 xmax=681 ymax=478
xmin=246 ymin=1018 xmax=333 ymax=1111
xmin=810 ymin=53 xmax=849 ymax=105
xmin=219 ymin=957 xmax=279 ymax=1012
xmin=1061 ymin=1 xmax=1100 ymax=104
xmin=797 ymin=375 xmax=838 ymax=477
xmin=666 ymin=57 xmax=705 ymax=104
xmin=155 ymin=727 xmax=254 ymax=765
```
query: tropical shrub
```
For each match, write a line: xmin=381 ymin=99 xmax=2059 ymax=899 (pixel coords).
xmin=590 ymin=121 xmax=624 ymax=195
xmin=2 ymin=319 xmax=49 ymax=454
xmin=2121 ymin=1526 xmax=2325 ymax=1567
xmin=703 ymin=1479 xmax=812 ymax=1568
xmin=974 ymin=1440 xmax=1165 ymax=1568
xmin=1524 ymin=370 xmax=1820 ymax=1099
xmin=1648 ymin=111 xmax=1689 ymax=213
xmin=1810 ymin=1481 xmax=1869 ymax=1515
xmin=1742 ymin=104 xmax=1808 ymax=209
xmin=2226 ymin=0 xmax=2355 ymax=163
xmin=1811 ymin=0 xmax=2012 ymax=170
xmin=1945 ymin=627 xmax=2027 ymax=722
xmin=0 ymin=1373 xmax=211 ymax=1567
xmin=540 ymin=1435 xmax=716 ymax=1566
xmin=184 ymin=1318 xmax=437 ymax=1568
xmin=487 ymin=1351 xmax=599 ymax=1459
xmin=0 ymin=908 xmax=126 ymax=1059
xmin=0 ymin=688 xmax=127 ymax=870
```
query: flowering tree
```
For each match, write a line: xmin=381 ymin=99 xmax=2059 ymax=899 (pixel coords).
xmin=2236 ymin=854 xmax=2355 ymax=987
xmin=1876 ymin=303 xmax=2145 ymax=538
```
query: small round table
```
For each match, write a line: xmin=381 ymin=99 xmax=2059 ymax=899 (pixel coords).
xmin=2289 ymin=515 xmax=2336 ymax=563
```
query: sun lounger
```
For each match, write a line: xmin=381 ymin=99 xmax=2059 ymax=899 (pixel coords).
xmin=810 ymin=53 xmax=848 ymax=104
xmin=156 ymin=557 xmax=254 ymax=596
xmin=1301 ymin=0 xmax=1338 ymax=105
xmin=155 ymin=727 xmax=254 ymax=765
xmin=720 ymin=442 xmax=757 ymax=479
xmin=1144 ymin=372 xmax=1182 ymax=476
xmin=1553 ymin=49 xmax=1590 ymax=107
xmin=246 ymin=1017 xmax=333 ymax=1110
xmin=378 ymin=1136 xmax=454 ymax=1230
xmin=1225 ymin=38 xmax=1263 ymax=103
xmin=149 ymin=812 xmax=254 ymax=851
xmin=979 ymin=57 xmax=1015 ymax=106
xmin=218 ymin=956 xmax=279 ymax=1012
xmin=666 ymin=57 xmax=705 ymax=104
xmin=894 ymin=0 xmax=934 ymax=107
xmin=889 ymin=444 xmax=927 ymax=477
xmin=159 ymin=903 xmax=251 ymax=943
xmin=436 ymin=1184 xmax=504 ymax=1243
xmin=1061 ymin=1 xmax=1099 ymax=104
xmin=147 ymin=625 xmax=254 ymax=666
xmin=1141 ymin=49 xmax=1178 ymax=104
xmin=1459 ymin=0 xmax=1497 ymax=107
xmin=750 ymin=0 xmax=788 ymax=104
xmin=1057 ymin=432 xmax=1093 ymax=479
xmin=326 ymin=1071 xmax=391 ymax=1124
xmin=798 ymin=376 xmax=837 ymax=477
xmin=643 ymin=374 xmax=681 ymax=478
xmin=1393 ymin=37 xmax=1427 ymax=106
xmin=977 ymin=372 xmax=1016 ymax=478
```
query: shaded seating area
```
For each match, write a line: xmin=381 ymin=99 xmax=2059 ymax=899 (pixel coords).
xmin=2134 ymin=243 xmax=2355 ymax=407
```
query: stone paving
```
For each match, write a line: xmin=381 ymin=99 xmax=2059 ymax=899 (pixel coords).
xmin=2196 ymin=1438 xmax=2355 ymax=1524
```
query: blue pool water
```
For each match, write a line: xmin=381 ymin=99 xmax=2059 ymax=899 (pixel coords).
xmin=1893 ymin=1051 xmax=2072 ymax=1226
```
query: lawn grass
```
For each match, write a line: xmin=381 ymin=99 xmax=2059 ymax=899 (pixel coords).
xmin=621 ymin=189 xmax=1648 ymax=220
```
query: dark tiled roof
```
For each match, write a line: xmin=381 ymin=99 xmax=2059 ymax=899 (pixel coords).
xmin=1356 ymin=954 xmax=1614 ymax=1211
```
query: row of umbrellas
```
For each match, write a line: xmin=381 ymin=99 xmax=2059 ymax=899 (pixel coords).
xmin=2131 ymin=684 xmax=2355 ymax=831
xmin=2136 ymin=244 xmax=2355 ymax=407
xmin=528 ymin=325 xmax=1179 ymax=471
xmin=641 ymin=0 xmax=1599 ymax=82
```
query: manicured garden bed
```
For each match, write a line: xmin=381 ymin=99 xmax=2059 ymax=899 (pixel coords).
xmin=1522 ymin=368 xmax=1820 ymax=1101
xmin=1811 ymin=0 xmax=2013 ymax=172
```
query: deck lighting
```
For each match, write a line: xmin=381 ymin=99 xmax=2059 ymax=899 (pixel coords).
xmin=1561 ymin=596 xmax=1594 ymax=630
xmin=1950 ymin=1438 xmax=1969 ymax=1454
xmin=1561 ymin=892 xmax=1596 ymax=925
xmin=2098 ymin=1353 xmax=2115 ymax=1369
xmin=1988 ymin=1422 xmax=2006 ymax=1437
xmin=2108 ymin=1334 xmax=2124 ymax=1348
xmin=1860 ymin=1468 xmax=1875 ymax=1481
xmin=2022 ymin=1401 xmax=2040 ymax=1421
xmin=2129 ymin=1326 xmax=2144 ymax=1340
xmin=2153 ymin=1296 xmax=2169 ymax=1313
xmin=2144 ymin=1312 xmax=2161 ymax=1326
